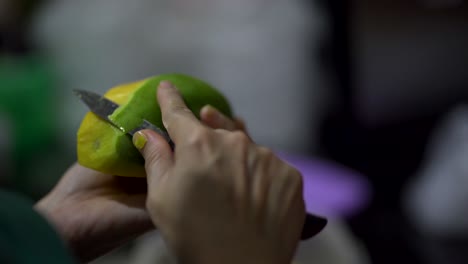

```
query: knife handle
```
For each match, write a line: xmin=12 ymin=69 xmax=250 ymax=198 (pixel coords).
xmin=129 ymin=120 xmax=175 ymax=150
xmin=301 ymin=213 xmax=327 ymax=240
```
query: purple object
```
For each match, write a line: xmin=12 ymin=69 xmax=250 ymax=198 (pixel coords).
xmin=277 ymin=152 xmax=372 ymax=219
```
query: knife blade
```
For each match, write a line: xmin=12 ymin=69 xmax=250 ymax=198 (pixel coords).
xmin=73 ymin=89 xmax=174 ymax=149
xmin=73 ymin=89 xmax=326 ymax=239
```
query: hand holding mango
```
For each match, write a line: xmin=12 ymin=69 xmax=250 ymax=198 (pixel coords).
xmin=35 ymin=76 xmax=241 ymax=262
xmin=77 ymin=74 xmax=233 ymax=177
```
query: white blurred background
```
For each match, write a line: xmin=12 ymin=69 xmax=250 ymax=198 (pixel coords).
xmin=31 ymin=0 xmax=332 ymax=155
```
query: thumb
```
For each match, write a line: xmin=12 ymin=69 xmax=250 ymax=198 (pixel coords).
xmin=133 ymin=130 xmax=173 ymax=187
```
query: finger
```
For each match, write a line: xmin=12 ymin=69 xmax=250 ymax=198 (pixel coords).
xmin=250 ymin=147 xmax=270 ymax=227
xmin=234 ymin=117 xmax=247 ymax=132
xmin=157 ymin=81 xmax=202 ymax=142
xmin=133 ymin=129 xmax=174 ymax=188
xmin=233 ymin=117 xmax=253 ymax=141
xmin=200 ymin=105 xmax=237 ymax=131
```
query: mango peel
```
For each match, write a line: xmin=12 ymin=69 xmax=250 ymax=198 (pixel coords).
xmin=77 ymin=74 xmax=232 ymax=177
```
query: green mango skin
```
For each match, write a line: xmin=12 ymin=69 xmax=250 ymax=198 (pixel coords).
xmin=109 ymin=74 xmax=232 ymax=134
xmin=100 ymin=73 xmax=233 ymax=177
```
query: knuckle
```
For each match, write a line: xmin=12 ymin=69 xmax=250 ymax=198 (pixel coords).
xmin=258 ymin=146 xmax=274 ymax=159
xmin=186 ymin=128 xmax=211 ymax=146
xmin=144 ymin=148 xmax=164 ymax=170
xmin=288 ymin=167 xmax=304 ymax=190
xmin=228 ymin=131 xmax=250 ymax=146
xmin=172 ymin=104 xmax=192 ymax=115
xmin=164 ymin=105 xmax=190 ymax=124
xmin=162 ymin=118 xmax=173 ymax=133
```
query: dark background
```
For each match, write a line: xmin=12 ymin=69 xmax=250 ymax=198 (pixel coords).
xmin=316 ymin=0 xmax=468 ymax=263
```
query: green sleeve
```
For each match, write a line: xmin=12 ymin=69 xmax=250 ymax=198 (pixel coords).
xmin=0 ymin=190 xmax=75 ymax=264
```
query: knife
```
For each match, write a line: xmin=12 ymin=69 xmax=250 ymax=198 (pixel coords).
xmin=73 ymin=89 xmax=327 ymax=239
xmin=73 ymin=89 xmax=174 ymax=149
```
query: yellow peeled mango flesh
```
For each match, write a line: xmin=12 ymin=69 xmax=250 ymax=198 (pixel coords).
xmin=77 ymin=73 xmax=232 ymax=177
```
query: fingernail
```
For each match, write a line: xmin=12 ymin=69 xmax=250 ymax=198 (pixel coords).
xmin=206 ymin=105 xmax=222 ymax=122
xmin=159 ymin=80 xmax=173 ymax=90
xmin=133 ymin=131 xmax=147 ymax=150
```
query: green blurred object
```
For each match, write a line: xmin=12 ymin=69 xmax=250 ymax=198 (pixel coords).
xmin=0 ymin=54 xmax=59 ymax=194
xmin=0 ymin=189 xmax=75 ymax=264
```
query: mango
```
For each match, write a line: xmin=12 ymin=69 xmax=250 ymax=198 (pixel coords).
xmin=77 ymin=74 xmax=232 ymax=177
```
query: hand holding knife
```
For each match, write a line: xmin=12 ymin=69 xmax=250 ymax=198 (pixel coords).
xmin=74 ymin=89 xmax=327 ymax=239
